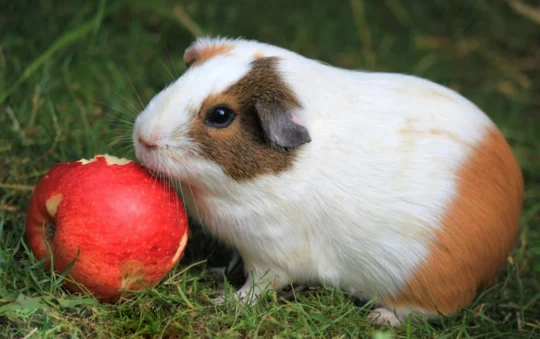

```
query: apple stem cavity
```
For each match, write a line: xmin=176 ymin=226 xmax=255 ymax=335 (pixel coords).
xmin=46 ymin=220 xmax=56 ymax=239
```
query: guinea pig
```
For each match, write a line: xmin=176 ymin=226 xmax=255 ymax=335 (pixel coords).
xmin=132 ymin=36 xmax=524 ymax=326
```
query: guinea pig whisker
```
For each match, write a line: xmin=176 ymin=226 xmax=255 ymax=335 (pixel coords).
xmin=157 ymin=159 xmax=174 ymax=207
xmin=118 ymin=145 xmax=135 ymax=159
xmin=127 ymin=77 xmax=145 ymax=112
xmin=109 ymin=127 xmax=135 ymax=134
xmin=167 ymin=150 xmax=192 ymax=166
xmin=103 ymin=104 xmax=138 ymax=121
xmin=156 ymin=156 xmax=172 ymax=209
xmin=92 ymin=95 xmax=140 ymax=120
xmin=185 ymin=176 xmax=202 ymax=226
xmin=166 ymin=155 xmax=203 ymax=226
xmin=159 ymin=57 xmax=176 ymax=83
xmin=167 ymin=159 xmax=188 ymax=218
xmin=166 ymin=45 xmax=180 ymax=79
xmin=107 ymin=135 xmax=133 ymax=147
xmin=111 ymin=116 xmax=136 ymax=128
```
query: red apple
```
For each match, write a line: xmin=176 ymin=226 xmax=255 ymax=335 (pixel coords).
xmin=25 ymin=154 xmax=189 ymax=302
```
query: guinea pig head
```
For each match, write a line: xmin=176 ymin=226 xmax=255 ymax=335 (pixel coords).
xmin=133 ymin=38 xmax=311 ymax=188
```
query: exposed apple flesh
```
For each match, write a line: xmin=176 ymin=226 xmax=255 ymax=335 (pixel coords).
xmin=25 ymin=154 xmax=189 ymax=303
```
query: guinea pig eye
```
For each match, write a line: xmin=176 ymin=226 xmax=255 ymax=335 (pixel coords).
xmin=205 ymin=105 xmax=236 ymax=128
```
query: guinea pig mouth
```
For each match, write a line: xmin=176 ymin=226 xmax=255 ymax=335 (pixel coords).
xmin=143 ymin=161 xmax=180 ymax=182
xmin=141 ymin=164 xmax=160 ymax=177
xmin=141 ymin=150 xmax=191 ymax=179
xmin=135 ymin=149 xmax=166 ymax=175
xmin=137 ymin=159 xmax=162 ymax=177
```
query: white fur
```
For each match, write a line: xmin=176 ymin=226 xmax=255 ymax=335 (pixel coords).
xmin=133 ymin=37 xmax=495 ymax=321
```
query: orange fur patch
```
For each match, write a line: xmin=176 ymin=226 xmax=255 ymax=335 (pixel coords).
xmin=253 ymin=51 xmax=265 ymax=59
xmin=185 ymin=43 xmax=234 ymax=67
xmin=385 ymin=126 xmax=524 ymax=315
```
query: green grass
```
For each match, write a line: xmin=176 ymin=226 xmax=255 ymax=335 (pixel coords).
xmin=1 ymin=0 xmax=539 ymax=337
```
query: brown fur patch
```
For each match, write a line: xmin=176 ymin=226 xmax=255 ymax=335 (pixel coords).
xmin=385 ymin=127 xmax=524 ymax=314
xmin=184 ymin=43 xmax=234 ymax=67
xmin=189 ymin=57 xmax=302 ymax=180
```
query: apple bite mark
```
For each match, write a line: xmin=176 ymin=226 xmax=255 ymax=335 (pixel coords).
xmin=120 ymin=259 xmax=147 ymax=290
xmin=78 ymin=154 xmax=132 ymax=166
xmin=77 ymin=157 xmax=98 ymax=165
xmin=45 ymin=193 xmax=63 ymax=217
xmin=100 ymin=154 xmax=132 ymax=165
xmin=172 ymin=232 xmax=189 ymax=263
xmin=44 ymin=193 xmax=63 ymax=239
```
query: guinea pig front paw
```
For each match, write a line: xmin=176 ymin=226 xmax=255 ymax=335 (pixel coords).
xmin=235 ymin=288 xmax=263 ymax=305
xmin=210 ymin=285 xmax=227 ymax=305
xmin=211 ymin=294 xmax=226 ymax=305
xmin=210 ymin=288 xmax=259 ymax=306
xmin=368 ymin=307 xmax=402 ymax=327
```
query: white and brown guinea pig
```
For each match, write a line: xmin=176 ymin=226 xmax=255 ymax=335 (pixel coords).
xmin=132 ymin=37 xmax=524 ymax=326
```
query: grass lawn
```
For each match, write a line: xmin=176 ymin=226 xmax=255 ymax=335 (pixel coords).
xmin=1 ymin=0 xmax=539 ymax=337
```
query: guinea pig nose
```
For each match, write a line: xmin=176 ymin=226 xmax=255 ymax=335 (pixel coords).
xmin=138 ymin=136 xmax=157 ymax=150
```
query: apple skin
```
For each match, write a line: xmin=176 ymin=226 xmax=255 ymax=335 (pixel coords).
xmin=25 ymin=154 xmax=189 ymax=303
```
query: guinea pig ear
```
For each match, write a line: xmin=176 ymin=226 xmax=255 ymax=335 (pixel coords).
xmin=183 ymin=46 xmax=198 ymax=68
xmin=254 ymin=100 xmax=311 ymax=149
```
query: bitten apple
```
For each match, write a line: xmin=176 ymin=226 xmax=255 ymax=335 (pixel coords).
xmin=25 ymin=154 xmax=189 ymax=302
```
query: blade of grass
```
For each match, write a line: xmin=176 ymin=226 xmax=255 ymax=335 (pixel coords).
xmin=129 ymin=1 xmax=205 ymax=38
xmin=506 ymin=0 xmax=540 ymax=25
xmin=384 ymin=0 xmax=410 ymax=26
xmin=0 ymin=183 xmax=34 ymax=191
xmin=91 ymin=0 xmax=108 ymax=47
xmin=173 ymin=5 xmax=204 ymax=38
xmin=349 ymin=0 xmax=376 ymax=68
xmin=0 ymin=5 xmax=105 ymax=105
xmin=53 ymin=249 xmax=80 ymax=288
